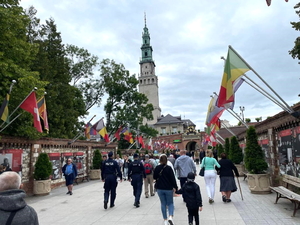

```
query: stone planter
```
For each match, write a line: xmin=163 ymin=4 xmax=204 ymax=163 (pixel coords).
xmin=235 ymin=164 xmax=245 ymax=176
xmin=89 ymin=169 xmax=100 ymax=180
xmin=247 ymin=173 xmax=271 ymax=194
xmin=33 ymin=179 xmax=51 ymax=196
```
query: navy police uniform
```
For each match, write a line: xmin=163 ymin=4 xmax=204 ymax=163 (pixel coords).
xmin=101 ymin=152 xmax=122 ymax=209
xmin=128 ymin=154 xmax=146 ymax=207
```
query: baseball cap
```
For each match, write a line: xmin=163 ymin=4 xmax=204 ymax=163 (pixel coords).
xmin=145 ymin=154 xmax=149 ymax=158
xmin=187 ymin=172 xmax=195 ymax=181
xmin=133 ymin=153 xmax=139 ymax=158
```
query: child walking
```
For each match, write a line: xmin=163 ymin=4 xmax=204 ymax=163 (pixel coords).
xmin=176 ymin=172 xmax=203 ymax=225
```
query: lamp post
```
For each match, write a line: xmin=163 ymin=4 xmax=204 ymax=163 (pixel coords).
xmin=239 ymin=106 xmax=245 ymax=121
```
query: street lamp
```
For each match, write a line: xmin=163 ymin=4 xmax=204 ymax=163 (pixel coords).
xmin=239 ymin=106 xmax=245 ymax=121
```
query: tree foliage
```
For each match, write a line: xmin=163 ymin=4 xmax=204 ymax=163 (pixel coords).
xmin=224 ymin=138 xmax=230 ymax=157
xmin=34 ymin=153 xmax=52 ymax=180
xmin=100 ymin=59 xmax=154 ymax=134
xmin=229 ymin=136 xmax=243 ymax=164
xmin=289 ymin=2 xmax=300 ymax=64
xmin=65 ymin=44 xmax=104 ymax=112
xmin=216 ymin=143 xmax=224 ymax=158
xmin=244 ymin=126 xmax=268 ymax=174
xmin=92 ymin=149 xmax=102 ymax=169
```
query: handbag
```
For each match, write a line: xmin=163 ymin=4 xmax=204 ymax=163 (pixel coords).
xmin=199 ymin=158 xmax=205 ymax=177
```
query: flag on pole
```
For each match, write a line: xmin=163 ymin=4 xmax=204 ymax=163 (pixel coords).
xmin=217 ymin=46 xmax=250 ymax=107
xmin=206 ymin=95 xmax=225 ymax=126
xmin=92 ymin=118 xmax=110 ymax=142
xmin=0 ymin=94 xmax=10 ymax=123
xmin=138 ymin=136 xmax=145 ymax=148
xmin=114 ymin=126 xmax=123 ymax=140
xmin=37 ymin=96 xmax=49 ymax=132
xmin=85 ymin=122 xmax=92 ymax=139
xmin=20 ymin=92 xmax=42 ymax=133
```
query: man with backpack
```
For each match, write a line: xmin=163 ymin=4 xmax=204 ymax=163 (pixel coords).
xmin=143 ymin=154 xmax=155 ymax=198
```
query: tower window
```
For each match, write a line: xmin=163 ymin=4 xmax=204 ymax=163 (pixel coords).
xmin=152 ymin=78 xmax=154 ymax=83
xmin=145 ymin=40 xmax=147 ymax=44
xmin=140 ymin=80 xmax=142 ymax=84
xmin=148 ymin=79 xmax=150 ymax=84
xmin=145 ymin=52 xmax=148 ymax=57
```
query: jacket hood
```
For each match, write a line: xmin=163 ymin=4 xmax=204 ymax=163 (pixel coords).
xmin=0 ymin=189 xmax=27 ymax=212
xmin=177 ymin=155 xmax=190 ymax=162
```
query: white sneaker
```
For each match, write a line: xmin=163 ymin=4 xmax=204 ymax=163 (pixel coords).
xmin=164 ymin=220 xmax=169 ymax=225
xmin=168 ymin=216 xmax=174 ymax=225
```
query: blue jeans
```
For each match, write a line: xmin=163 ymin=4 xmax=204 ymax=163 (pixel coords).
xmin=157 ymin=189 xmax=174 ymax=219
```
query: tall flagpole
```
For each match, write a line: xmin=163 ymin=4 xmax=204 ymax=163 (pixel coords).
xmin=215 ymin=133 xmax=225 ymax=142
xmin=229 ymin=45 xmax=294 ymax=113
xmin=221 ymin=121 xmax=237 ymax=137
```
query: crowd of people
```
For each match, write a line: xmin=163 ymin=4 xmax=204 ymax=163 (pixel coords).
xmin=100 ymin=149 xmax=239 ymax=225
xmin=0 ymin=148 xmax=239 ymax=225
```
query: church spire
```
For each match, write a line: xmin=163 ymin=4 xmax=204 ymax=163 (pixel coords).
xmin=140 ymin=13 xmax=153 ymax=63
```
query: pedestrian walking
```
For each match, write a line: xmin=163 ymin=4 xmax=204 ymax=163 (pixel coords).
xmin=62 ymin=158 xmax=77 ymax=195
xmin=194 ymin=149 xmax=200 ymax=165
xmin=101 ymin=151 xmax=122 ymax=209
xmin=128 ymin=153 xmax=146 ymax=208
xmin=0 ymin=171 xmax=39 ymax=225
xmin=122 ymin=155 xmax=130 ymax=181
xmin=143 ymin=154 xmax=155 ymax=198
xmin=201 ymin=149 xmax=220 ymax=204
xmin=176 ymin=172 xmax=203 ymax=225
xmin=217 ymin=153 xmax=239 ymax=203
xmin=174 ymin=150 xmax=196 ymax=189
xmin=199 ymin=149 xmax=205 ymax=164
xmin=154 ymin=154 xmax=178 ymax=225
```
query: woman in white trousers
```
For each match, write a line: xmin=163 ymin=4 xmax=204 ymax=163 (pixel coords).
xmin=200 ymin=149 xmax=220 ymax=203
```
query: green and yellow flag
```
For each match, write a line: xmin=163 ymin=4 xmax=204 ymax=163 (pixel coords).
xmin=0 ymin=94 xmax=10 ymax=123
xmin=217 ymin=46 xmax=250 ymax=107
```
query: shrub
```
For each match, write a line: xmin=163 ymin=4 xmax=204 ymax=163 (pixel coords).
xmin=244 ymin=126 xmax=268 ymax=174
xmin=230 ymin=136 xmax=243 ymax=164
xmin=224 ymin=138 xmax=230 ymax=158
xmin=92 ymin=149 xmax=102 ymax=169
xmin=34 ymin=153 xmax=52 ymax=180
xmin=117 ymin=149 xmax=122 ymax=158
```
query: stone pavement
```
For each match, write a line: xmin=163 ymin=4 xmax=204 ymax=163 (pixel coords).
xmin=25 ymin=174 xmax=300 ymax=225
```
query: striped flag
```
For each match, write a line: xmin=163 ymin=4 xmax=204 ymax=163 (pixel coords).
xmin=0 ymin=94 xmax=9 ymax=123
xmin=37 ymin=96 xmax=49 ymax=133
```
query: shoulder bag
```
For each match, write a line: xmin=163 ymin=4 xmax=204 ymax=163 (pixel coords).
xmin=199 ymin=157 xmax=205 ymax=177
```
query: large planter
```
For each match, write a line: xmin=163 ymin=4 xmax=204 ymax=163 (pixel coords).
xmin=247 ymin=173 xmax=271 ymax=194
xmin=235 ymin=164 xmax=245 ymax=176
xmin=89 ymin=169 xmax=100 ymax=180
xmin=33 ymin=179 xmax=51 ymax=196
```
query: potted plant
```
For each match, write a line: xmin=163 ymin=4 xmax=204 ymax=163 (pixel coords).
xmin=229 ymin=136 xmax=244 ymax=176
xmin=33 ymin=153 xmax=52 ymax=195
xmin=244 ymin=126 xmax=270 ymax=194
xmin=89 ymin=149 xmax=102 ymax=180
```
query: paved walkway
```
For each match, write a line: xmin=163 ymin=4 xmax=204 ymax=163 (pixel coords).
xmin=25 ymin=174 xmax=300 ymax=225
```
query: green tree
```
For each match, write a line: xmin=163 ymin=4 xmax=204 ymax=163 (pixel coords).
xmin=217 ymin=144 xmax=224 ymax=158
xmin=244 ymin=126 xmax=268 ymax=174
xmin=0 ymin=1 xmax=48 ymax=138
xmin=99 ymin=59 xmax=154 ymax=134
xmin=65 ymin=44 xmax=104 ymax=112
xmin=139 ymin=124 xmax=158 ymax=137
xmin=34 ymin=153 xmax=52 ymax=180
xmin=289 ymin=2 xmax=300 ymax=64
xmin=245 ymin=118 xmax=251 ymax=123
xmin=229 ymin=136 xmax=243 ymax=164
xmin=30 ymin=18 xmax=86 ymax=138
xmin=224 ymin=138 xmax=230 ymax=158
xmin=92 ymin=149 xmax=102 ymax=169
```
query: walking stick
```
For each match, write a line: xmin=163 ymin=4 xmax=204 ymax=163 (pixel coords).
xmin=236 ymin=176 xmax=244 ymax=200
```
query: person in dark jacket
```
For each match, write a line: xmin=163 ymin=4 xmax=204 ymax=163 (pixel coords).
xmin=101 ymin=151 xmax=122 ymax=209
xmin=128 ymin=153 xmax=146 ymax=208
xmin=216 ymin=153 xmax=239 ymax=203
xmin=176 ymin=172 xmax=203 ymax=225
xmin=153 ymin=154 xmax=178 ymax=225
xmin=62 ymin=158 xmax=78 ymax=195
xmin=0 ymin=171 xmax=39 ymax=225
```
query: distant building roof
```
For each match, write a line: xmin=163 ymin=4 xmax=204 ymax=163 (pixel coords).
xmin=154 ymin=114 xmax=196 ymax=126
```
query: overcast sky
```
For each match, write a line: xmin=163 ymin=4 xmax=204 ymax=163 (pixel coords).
xmin=20 ymin=0 xmax=300 ymax=131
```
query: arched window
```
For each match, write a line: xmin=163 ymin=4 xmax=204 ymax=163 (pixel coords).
xmin=152 ymin=78 xmax=154 ymax=83
xmin=140 ymin=80 xmax=142 ymax=84
xmin=145 ymin=51 xmax=148 ymax=57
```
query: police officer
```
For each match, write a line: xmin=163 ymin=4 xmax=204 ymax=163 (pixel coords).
xmin=128 ymin=153 xmax=146 ymax=208
xmin=101 ymin=151 xmax=122 ymax=209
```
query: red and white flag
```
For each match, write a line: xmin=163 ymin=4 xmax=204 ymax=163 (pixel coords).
xmin=20 ymin=92 xmax=42 ymax=133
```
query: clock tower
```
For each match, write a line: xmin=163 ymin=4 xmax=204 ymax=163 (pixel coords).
xmin=138 ymin=15 xmax=161 ymax=126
